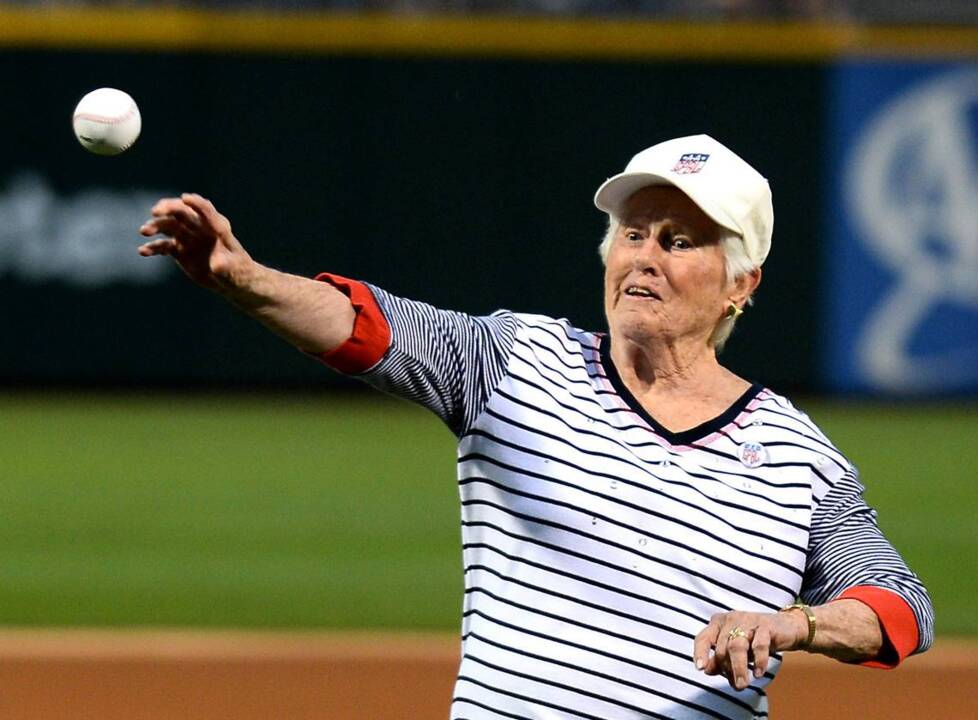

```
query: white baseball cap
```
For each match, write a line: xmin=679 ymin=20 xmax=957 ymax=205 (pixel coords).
xmin=593 ymin=134 xmax=773 ymax=266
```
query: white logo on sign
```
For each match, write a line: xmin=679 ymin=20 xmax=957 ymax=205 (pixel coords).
xmin=845 ymin=69 xmax=978 ymax=392
xmin=0 ymin=172 xmax=173 ymax=287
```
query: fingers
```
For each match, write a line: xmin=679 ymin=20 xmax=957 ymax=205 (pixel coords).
xmin=140 ymin=193 xmax=236 ymax=246
xmin=140 ymin=193 xmax=230 ymax=239
xmin=137 ymin=238 xmax=178 ymax=256
xmin=151 ymin=197 xmax=202 ymax=225
xmin=726 ymin=629 xmax=753 ymax=690
xmin=139 ymin=194 xmax=219 ymax=253
xmin=707 ymin=623 xmax=733 ymax=678
xmin=693 ymin=617 xmax=720 ymax=672
xmin=694 ymin=613 xmax=768 ymax=692
xmin=182 ymin=193 xmax=232 ymax=236
xmin=140 ymin=196 xmax=202 ymax=241
xmin=752 ymin=626 xmax=772 ymax=679
xmin=711 ymin=623 xmax=752 ymax=690
xmin=140 ymin=214 xmax=195 ymax=240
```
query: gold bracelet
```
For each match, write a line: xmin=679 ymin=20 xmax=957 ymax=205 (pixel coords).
xmin=779 ymin=602 xmax=816 ymax=649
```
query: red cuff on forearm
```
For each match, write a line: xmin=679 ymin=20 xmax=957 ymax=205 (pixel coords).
xmin=835 ymin=586 xmax=919 ymax=669
xmin=312 ymin=273 xmax=391 ymax=374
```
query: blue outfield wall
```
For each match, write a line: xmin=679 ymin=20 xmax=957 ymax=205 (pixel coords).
xmin=826 ymin=61 xmax=978 ymax=395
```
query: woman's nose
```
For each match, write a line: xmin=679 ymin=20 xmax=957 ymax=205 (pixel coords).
xmin=632 ymin=235 xmax=664 ymax=272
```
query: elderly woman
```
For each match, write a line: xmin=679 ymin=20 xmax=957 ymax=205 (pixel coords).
xmin=139 ymin=135 xmax=933 ymax=719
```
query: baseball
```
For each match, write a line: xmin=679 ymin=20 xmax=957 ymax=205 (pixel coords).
xmin=72 ymin=88 xmax=141 ymax=156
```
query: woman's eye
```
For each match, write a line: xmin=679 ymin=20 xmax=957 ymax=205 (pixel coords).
xmin=672 ymin=236 xmax=693 ymax=250
xmin=625 ymin=231 xmax=642 ymax=242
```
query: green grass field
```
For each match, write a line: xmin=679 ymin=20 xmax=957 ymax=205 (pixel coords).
xmin=0 ymin=393 xmax=973 ymax=634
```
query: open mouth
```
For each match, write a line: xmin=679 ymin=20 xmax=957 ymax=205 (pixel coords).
xmin=623 ymin=286 xmax=661 ymax=301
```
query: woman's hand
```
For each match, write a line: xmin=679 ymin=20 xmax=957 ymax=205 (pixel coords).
xmin=138 ymin=193 xmax=253 ymax=293
xmin=692 ymin=609 xmax=808 ymax=690
xmin=138 ymin=192 xmax=355 ymax=354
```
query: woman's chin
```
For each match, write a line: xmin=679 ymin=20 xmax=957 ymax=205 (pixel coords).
xmin=611 ymin=316 xmax=664 ymax=347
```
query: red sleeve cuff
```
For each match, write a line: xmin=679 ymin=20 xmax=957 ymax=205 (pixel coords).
xmin=312 ymin=273 xmax=391 ymax=374
xmin=835 ymin=586 xmax=920 ymax=669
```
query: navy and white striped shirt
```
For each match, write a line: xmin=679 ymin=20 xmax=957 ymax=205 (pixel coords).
xmin=319 ymin=278 xmax=934 ymax=720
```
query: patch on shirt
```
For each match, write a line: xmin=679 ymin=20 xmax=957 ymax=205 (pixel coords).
xmin=738 ymin=441 xmax=768 ymax=468
xmin=672 ymin=152 xmax=710 ymax=174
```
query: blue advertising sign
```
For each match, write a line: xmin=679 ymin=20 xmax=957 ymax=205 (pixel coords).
xmin=826 ymin=62 xmax=978 ymax=394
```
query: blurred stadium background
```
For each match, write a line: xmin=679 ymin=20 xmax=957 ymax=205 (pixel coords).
xmin=0 ymin=0 xmax=976 ymax=717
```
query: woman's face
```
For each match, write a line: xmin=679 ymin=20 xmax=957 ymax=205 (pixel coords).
xmin=603 ymin=185 xmax=731 ymax=350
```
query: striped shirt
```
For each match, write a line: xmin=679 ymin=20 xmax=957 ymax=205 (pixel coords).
xmin=316 ymin=276 xmax=934 ymax=720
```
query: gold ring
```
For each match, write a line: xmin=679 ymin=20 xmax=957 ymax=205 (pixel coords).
xmin=727 ymin=626 xmax=748 ymax=641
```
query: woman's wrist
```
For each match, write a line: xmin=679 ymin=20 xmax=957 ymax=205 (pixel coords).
xmin=218 ymin=258 xmax=272 ymax=306
xmin=779 ymin=604 xmax=816 ymax=651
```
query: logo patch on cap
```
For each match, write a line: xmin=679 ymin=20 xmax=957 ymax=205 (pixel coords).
xmin=672 ymin=153 xmax=710 ymax=175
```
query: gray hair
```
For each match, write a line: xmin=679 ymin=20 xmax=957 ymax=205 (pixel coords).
xmin=598 ymin=217 xmax=757 ymax=353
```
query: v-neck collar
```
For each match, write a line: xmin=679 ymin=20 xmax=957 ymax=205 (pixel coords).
xmin=599 ymin=334 xmax=762 ymax=446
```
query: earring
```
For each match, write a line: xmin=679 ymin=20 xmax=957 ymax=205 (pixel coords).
xmin=726 ymin=303 xmax=743 ymax=320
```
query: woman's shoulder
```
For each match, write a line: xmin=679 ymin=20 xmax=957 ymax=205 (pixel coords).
xmin=746 ymin=386 xmax=855 ymax=475
xmin=748 ymin=386 xmax=827 ymax=436
xmin=504 ymin=312 xmax=603 ymax=352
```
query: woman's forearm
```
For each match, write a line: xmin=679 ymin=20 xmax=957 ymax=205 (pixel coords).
xmin=220 ymin=260 xmax=355 ymax=355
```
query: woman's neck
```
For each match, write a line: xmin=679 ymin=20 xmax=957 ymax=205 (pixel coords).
xmin=609 ymin=335 xmax=750 ymax=433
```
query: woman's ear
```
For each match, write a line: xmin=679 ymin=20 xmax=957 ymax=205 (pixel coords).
xmin=730 ymin=267 xmax=762 ymax=307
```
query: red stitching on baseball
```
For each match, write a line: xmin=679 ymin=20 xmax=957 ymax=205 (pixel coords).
xmin=73 ymin=107 xmax=137 ymax=125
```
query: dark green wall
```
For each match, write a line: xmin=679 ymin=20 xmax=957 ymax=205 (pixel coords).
xmin=0 ymin=51 xmax=822 ymax=391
